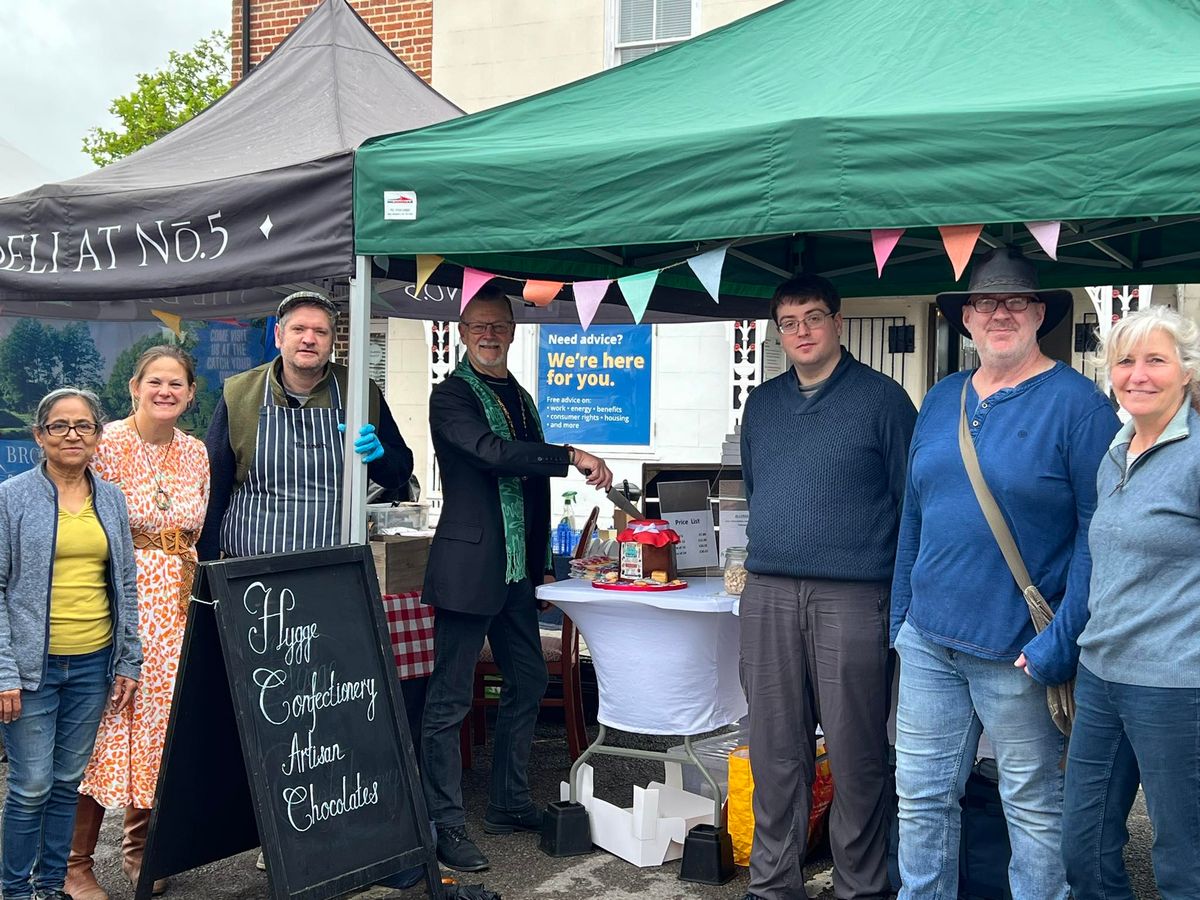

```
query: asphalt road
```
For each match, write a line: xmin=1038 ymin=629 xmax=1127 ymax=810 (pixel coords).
xmin=0 ymin=719 xmax=1161 ymax=899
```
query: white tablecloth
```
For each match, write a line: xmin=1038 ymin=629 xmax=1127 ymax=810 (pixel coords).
xmin=537 ymin=577 xmax=746 ymax=735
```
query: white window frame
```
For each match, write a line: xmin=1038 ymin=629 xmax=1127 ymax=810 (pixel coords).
xmin=605 ymin=0 xmax=702 ymax=69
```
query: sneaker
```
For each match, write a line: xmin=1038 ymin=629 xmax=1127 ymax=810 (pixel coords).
xmin=435 ymin=824 xmax=489 ymax=872
xmin=742 ymin=894 xmax=767 ymax=900
xmin=33 ymin=891 xmax=73 ymax=900
xmin=482 ymin=805 xmax=544 ymax=835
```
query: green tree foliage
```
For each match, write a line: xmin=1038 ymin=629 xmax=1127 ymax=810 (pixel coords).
xmin=82 ymin=31 xmax=231 ymax=167
xmin=0 ymin=319 xmax=106 ymax=412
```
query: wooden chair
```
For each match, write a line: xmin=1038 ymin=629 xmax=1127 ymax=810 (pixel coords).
xmin=460 ymin=507 xmax=597 ymax=767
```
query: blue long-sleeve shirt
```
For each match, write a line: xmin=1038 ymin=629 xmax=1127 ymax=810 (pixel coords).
xmin=890 ymin=363 xmax=1119 ymax=685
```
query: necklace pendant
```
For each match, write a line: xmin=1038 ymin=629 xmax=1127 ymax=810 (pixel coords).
xmin=154 ymin=487 xmax=172 ymax=511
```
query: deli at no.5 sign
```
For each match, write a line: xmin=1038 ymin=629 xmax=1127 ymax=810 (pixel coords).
xmin=537 ymin=325 xmax=652 ymax=446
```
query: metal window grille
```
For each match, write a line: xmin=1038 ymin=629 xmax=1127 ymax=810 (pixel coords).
xmin=842 ymin=316 xmax=911 ymax=384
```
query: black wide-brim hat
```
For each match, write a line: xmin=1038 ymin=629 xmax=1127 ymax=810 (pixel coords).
xmin=935 ymin=247 xmax=1073 ymax=339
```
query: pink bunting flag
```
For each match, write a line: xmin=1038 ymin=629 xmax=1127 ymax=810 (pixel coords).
xmin=617 ymin=270 xmax=660 ymax=324
xmin=938 ymin=224 xmax=984 ymax=280
xmin=687 ymin=245 xmax=728 ymax=302
xmin=572 ymin=280 xmax=612 ymax=331
xmin=1025 ymin=221 xmax=1061 ymax=261
xmin=871 ymin=228 xmax=905 ymax=276
xmin=460 ymin=267 xmax=496 ymax=313
xmin=523 ymin=280 xmax=564 ymax=307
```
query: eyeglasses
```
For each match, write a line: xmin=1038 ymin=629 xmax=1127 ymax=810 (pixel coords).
xmin=461 ymin=321 xmax=514 ymax=336
xmin=42 ymin=421 xmax=99 ymax=437
xmin=777 ymin=311 xmax=834 ymax=334
xmin=968 ymin=295 xmax=1042 ymax=313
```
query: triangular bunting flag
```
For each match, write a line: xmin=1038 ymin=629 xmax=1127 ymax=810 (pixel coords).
xmin=523 ymin=280 xmax=563 ymax=307
xmin=1024 ymin=221 xmax=1061 ymax=261
xmin=617 ymin=270 xmax=659 ymax=324
xmin=938 ymin=224 xmax=984 ymax=280
xmin=211 ymin=317 xmax=245 ymax=326
xmin=150 ymin=310 xmax=183 ymax=338
xmin=415 ymin=254 xmax=444 ymax=295
xmin=687 ymin=245 xmax=728 ymax=302
xmin=460 ymin=267 xmax=496 ymax=312
xmin=871 ymin=228 xmax=905 ymax=276
xmin=572 ymin=280 xmax=612 ymax=331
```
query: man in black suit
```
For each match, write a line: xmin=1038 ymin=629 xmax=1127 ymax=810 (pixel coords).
xmin=420 ymin=284 xmax=613 ymax=872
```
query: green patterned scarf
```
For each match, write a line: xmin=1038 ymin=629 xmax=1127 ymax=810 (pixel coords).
xmin=452 ymin=359 xmax=546 ymax=583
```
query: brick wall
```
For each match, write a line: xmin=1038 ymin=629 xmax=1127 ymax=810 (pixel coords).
xmin=230 ymin=0 xmax=433 ymax=82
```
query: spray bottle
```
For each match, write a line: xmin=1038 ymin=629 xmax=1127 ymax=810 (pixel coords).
xmin=554 ymin=490 xmax=579 ymax=555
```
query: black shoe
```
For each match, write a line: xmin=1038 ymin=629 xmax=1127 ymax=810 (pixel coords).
xmin=34 ymin=891 xmax=73 ymax=900
xmin=436 ymin=824 xmax=490 ymax=872
xmin=482 ymin=805 xmax=544 ymax=835
xmin=741 ymin=894 xmax=767 ymax=900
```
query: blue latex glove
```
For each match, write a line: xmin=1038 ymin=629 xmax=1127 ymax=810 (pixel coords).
xmin=338 ymin=422 xmax=385 ymax=463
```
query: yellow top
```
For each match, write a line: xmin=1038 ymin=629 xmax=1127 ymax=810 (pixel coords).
xmin=49 ymin=496 xmax=113 ymax=655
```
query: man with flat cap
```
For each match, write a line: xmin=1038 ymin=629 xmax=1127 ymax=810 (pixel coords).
xmin=199 ymin=290 xmax=413 ymax=560
xmin=198 ymin=290 xmax=417 ymax=881
xmin=890 ymin=248 xmax=1119 ymax=898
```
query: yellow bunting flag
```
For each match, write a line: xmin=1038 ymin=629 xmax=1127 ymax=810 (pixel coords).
xmin=523 ymin=280 xmax=564 ymax=307
xmin=150 ymin=310 xmax=183 ymax=338
xmin=415 ymin=254 xmax=444 ymax=295
xmin=938 ymin=224 xmax=984 ymax=280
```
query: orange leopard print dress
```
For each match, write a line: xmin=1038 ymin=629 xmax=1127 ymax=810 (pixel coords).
xmin=80 ymin=420 xmax=210 ymax=809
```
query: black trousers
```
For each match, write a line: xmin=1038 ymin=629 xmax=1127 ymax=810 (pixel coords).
xmin=419 ymin=578 xmax=548 ymax=827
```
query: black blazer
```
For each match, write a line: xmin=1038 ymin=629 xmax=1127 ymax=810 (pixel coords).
xmin=422 ymin=376 xmax=570 ymax=615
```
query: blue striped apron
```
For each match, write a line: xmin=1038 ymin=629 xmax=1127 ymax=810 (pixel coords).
xmin=220 ymin=374 xmax=345 ymax=556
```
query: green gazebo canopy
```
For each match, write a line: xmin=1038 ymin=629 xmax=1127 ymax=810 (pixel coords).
xmin=354 ymin=0 xmax=1200 ymax=314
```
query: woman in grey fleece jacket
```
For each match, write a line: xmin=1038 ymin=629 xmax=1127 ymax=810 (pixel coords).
xmin=1063 ymin=308 xmax=1200 ymax=900
xmin=0 ymin=389 xmax=141 ymax=900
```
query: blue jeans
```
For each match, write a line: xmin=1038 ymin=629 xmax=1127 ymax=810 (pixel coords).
xmin=1062 ymin=665 xmax=1200 ymax=899
xmin=1 ymin=648 xmax=110 ymax=900
xmin=893 ymin=621 xmax=1068 ymax=900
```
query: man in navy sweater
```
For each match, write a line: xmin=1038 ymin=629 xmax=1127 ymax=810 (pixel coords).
xmin=739 ymin=274 xmax=916 ymax=900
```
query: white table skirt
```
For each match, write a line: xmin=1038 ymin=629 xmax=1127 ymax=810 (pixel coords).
xmin=537 ymin=577 xmax=746 ymax=735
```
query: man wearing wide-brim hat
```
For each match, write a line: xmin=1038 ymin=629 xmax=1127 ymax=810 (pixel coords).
xmin=889 ymin=248 xmax=1119 ymax=898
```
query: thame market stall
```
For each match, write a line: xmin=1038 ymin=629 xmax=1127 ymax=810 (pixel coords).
xmin=353 ymin=0 xmax=1200 ymax=320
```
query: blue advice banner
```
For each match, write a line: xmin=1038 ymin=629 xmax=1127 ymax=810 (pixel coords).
xmin=537 ymin=324 xmax=651 ymax=445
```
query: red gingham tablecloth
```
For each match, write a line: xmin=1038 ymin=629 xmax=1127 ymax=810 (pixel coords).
xmin=381 ymin=591 xmax=435 ymax=680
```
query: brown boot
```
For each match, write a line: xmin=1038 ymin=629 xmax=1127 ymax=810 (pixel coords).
xmin=65 ymin=795 xmax=110 ymax=900
xmin=122 ymin=806 xmax=169 ymax=895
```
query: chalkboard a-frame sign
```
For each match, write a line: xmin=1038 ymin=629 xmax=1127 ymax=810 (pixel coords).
xmin=137 ymin=544 xmax=440 ymax=900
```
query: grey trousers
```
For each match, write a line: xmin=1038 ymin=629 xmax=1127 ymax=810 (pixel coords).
xmin=740 ymin=573 xmax=893 ymax=900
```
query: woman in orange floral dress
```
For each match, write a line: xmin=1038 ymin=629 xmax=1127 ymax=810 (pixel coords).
xmin=66 ymin=346 xmax=209 ymax=900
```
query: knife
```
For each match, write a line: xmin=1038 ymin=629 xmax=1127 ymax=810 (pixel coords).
xmin=606 ymin=487 xmax=643 ymax=520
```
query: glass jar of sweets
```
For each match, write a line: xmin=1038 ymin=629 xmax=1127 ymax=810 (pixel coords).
xmin=723 ymin=546 xmax=748 ymax=596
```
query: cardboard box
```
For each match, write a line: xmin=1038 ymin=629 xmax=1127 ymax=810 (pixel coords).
xmin=369 ymin=535 xmax=431 ymax=593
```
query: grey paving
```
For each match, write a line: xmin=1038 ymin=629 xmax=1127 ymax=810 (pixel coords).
xmin=0 ymin=719 xmax=1160 ymax=899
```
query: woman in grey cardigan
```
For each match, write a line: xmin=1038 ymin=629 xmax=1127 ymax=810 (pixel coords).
xmin=1063 ymin=307 xmax=1200 ymax=899
xmin=0 ymin=388 xmax=141 ymax=900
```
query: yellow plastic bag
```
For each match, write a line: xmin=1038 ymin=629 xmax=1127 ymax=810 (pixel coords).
xmin=726 ymin=742 xmax=837 ymax=867
xmin=727 ymin=746 xmax=755 ymax=867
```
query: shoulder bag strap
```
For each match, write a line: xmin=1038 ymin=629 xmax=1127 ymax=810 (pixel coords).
xmin=958 ymin=379 xmax=1036 ymax=593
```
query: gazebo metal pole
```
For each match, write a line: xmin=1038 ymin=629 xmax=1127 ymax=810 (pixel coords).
xmin=340 ymin=254 xmax=371 ymax=545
